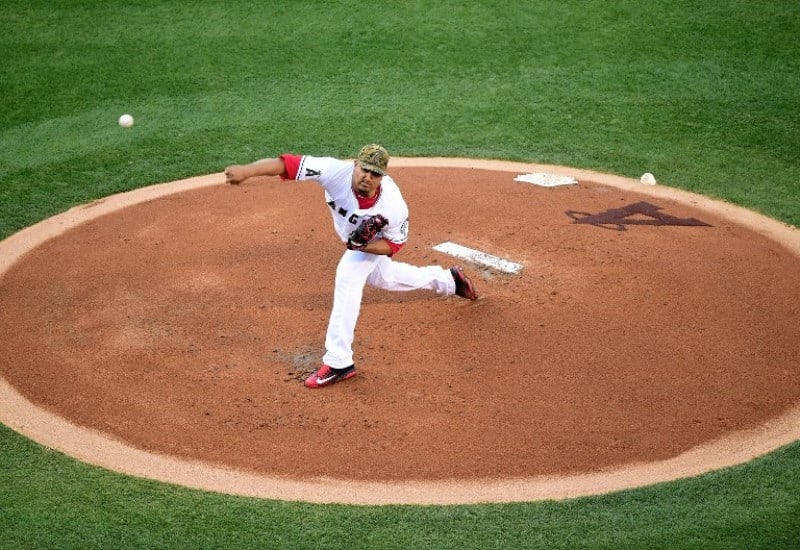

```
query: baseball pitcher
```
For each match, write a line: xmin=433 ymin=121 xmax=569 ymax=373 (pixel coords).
xmin=224 ymin=144 xmax=478 ymax=388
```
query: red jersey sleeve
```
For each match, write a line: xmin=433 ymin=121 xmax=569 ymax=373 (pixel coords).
xmin=279 ymin=154 xmax=302 ymax=180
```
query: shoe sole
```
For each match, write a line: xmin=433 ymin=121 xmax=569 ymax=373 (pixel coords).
xmin=460 ymin=280 xmax=478 ymax=300
xmin=452 ymin=267 xmax=478 ymax=300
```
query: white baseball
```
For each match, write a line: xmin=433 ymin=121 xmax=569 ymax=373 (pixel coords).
xmin=640 ymin=172 xmax=657 ymax=185
xmin=118 ymin=114 xmax=134 ymax=128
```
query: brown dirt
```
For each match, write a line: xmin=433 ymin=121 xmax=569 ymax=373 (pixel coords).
xmin=1 ymin=159 xmax=799 ymax=504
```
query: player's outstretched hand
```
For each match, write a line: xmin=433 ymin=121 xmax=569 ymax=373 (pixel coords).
xmin=224 ymin=165 xmax=248 ymax=185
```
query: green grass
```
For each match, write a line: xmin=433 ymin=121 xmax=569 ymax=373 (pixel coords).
xmin=2 ymin=424 xmax=799 ymax=549
xmin=2 ymin=0 xmax=799 ymax=548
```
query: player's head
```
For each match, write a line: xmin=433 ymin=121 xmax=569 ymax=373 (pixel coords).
xmin=352 ymin=144 xmax=388 ymax=198
xmin=357 ymin=144 xmax=389 ymax=176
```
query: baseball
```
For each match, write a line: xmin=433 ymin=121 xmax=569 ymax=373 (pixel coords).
xmin=118 ymin=114 xmax=134 ymax=128
xmin=640 ymin=172 xmax=657 ymax=185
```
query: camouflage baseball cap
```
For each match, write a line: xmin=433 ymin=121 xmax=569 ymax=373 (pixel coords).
xmin=357 ymin=144 xmax=389 ymax=175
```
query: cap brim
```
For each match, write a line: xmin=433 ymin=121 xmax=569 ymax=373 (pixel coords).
xmin=359 ymin=162 xmax=386 ymax=175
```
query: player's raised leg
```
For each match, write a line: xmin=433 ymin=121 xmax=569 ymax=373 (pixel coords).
xmin=367 ymin=257 xmax=478 ymax=300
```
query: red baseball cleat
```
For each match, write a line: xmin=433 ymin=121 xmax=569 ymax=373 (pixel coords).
xmin=450 ymin=266 xmax=478 ymax=301
xmin=304 ymin=364 xmax=357 ymax=388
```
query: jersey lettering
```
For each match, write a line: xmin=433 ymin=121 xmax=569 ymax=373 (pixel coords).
xmin=327 ymin=200 xmax=346 ymax=217
xmin=327 ymin=199 xmax=358 ymax=220
xmin=305 ymin=168 xmax=321 ymax=177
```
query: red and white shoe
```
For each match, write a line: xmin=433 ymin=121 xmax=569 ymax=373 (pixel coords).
xmin=304 ymin=364 xmax=357 ymax=388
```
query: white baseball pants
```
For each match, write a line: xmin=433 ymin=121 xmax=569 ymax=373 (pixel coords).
xmin=322 ymin=250 xmax=456 ymax=368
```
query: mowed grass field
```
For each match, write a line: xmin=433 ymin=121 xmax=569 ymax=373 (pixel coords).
xmin=2 ymin=1 xmax=799 ymax=548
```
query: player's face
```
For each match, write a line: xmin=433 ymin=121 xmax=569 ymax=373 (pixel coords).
xmin=352 ymin=162 xmax=383 ymax=198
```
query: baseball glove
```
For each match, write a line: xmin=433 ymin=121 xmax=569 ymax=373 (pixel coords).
xmin=347 ymin=214 xmax=388 ymax=250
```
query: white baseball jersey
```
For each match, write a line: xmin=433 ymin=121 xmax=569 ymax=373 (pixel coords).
xmin=284 ymin=155 xmax=409 ymax=246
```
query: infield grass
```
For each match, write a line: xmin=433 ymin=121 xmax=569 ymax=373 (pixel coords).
xmin=1 ymin=0 xmax=799 ymax=548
